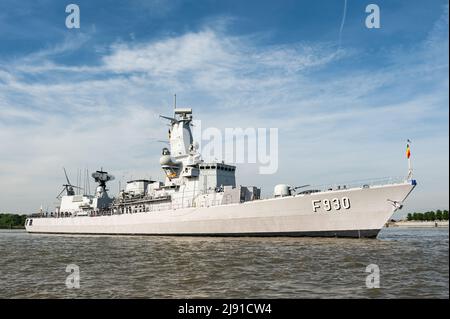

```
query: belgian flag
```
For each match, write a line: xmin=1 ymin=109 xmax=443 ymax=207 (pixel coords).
xmin=406 ymin=142 xmax=411 ymax=159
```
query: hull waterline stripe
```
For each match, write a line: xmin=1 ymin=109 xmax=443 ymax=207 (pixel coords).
xmin=27 ymin=229 xmax=380 ymax=238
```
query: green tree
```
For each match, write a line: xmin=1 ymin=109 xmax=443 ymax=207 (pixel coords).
xmin=429 ymin=211 xmax=436 ymax=221
xmin=0 ymin=213 xmax=28 ymax=229
xmin=443 ymin=210 xmax=449 ymax=220
xmin=406 ymin=210 xmax=448 ymax=222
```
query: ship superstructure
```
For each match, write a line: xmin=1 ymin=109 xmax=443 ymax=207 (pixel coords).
xmin=111 ymin=108 xmax=259 ymax=216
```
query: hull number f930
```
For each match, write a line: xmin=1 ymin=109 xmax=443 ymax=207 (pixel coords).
xmin=312 ymin=197 xmax=351 ymax=212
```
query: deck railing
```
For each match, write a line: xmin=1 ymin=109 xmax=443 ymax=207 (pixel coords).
xmin=298 ymin=176 xmax=406 ymax=194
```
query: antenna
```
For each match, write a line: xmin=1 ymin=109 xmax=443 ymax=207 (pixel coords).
xmin=84 ymin=168 xmax=89 ymax=195
xmin=77 ymin=168 xmax=80 ymax=195
xmin=57 ymin=168 xmax=83 ymax=199
xmin=76 ymin=168 xmax=78 ymax=195
xmin=63 ymin=168 xmax=71 ymax=185
xmin=174 ymin=94 xmax=177 ymax=109
xmin=87 ymin=168 xmax=91 ymax=195
xmin=79 ymin=168 xmax=81 ymax=195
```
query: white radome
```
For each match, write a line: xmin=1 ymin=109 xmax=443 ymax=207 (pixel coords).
xmin=274 ymin=184 xmax=291 ymax=197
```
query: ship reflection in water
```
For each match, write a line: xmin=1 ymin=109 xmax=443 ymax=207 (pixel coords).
xmin=0 ymin=227 xmax=448 ymax=298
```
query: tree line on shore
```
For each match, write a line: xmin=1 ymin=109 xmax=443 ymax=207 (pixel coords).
xmin=0 ymin=214 xmax=28 ymax=229
xmin=406 ymin=210 xmax=449 ymax=221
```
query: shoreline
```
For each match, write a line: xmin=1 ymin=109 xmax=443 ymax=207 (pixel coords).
xmin=387 ymin=220 xmax=449 ymax=228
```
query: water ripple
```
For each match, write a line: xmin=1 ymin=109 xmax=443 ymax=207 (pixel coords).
xmin=0 ymin=228 xmax=448 ymax=298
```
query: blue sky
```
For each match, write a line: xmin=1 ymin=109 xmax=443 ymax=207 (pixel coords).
xmin=0 ymin=0 xmax=448 ymax=215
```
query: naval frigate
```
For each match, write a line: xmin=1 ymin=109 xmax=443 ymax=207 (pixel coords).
xmin=25 ymin=107 xmax=416 ymax=238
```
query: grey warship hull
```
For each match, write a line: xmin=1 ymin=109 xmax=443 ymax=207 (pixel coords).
xmin=26 ymin=181 xmax=415 ymax=238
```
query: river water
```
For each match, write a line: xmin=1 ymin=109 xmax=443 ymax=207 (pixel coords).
xmin=0 ymin=227 xmax=448 ymax=298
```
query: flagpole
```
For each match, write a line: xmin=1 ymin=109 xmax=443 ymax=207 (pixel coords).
xmin=408 ymin=157 xmax=412 ymax=179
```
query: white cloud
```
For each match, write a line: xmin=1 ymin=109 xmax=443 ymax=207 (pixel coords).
xmin=103 ymin=31 xmax=237 ymax=75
